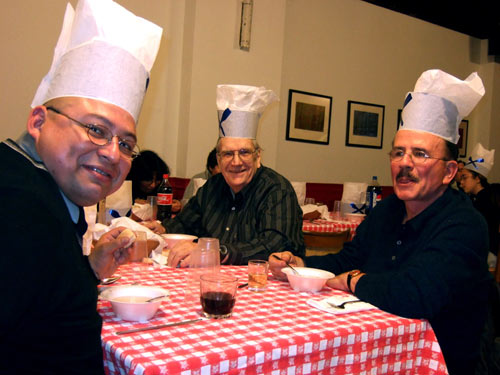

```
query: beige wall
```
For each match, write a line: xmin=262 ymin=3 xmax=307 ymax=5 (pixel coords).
xmin=1 ymin=0 xmax=498 ymax=184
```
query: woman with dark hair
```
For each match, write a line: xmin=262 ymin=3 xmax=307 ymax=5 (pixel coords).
xmin=126 ymin=150 xmax=181 ymax=212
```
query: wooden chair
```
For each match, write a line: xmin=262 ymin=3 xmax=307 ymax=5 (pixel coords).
xmin=304 ymin=229 xmax=350 ymax=256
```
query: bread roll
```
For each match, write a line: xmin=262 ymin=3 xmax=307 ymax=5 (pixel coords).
xmin=117 ymin=228 xmax=136 ymax=248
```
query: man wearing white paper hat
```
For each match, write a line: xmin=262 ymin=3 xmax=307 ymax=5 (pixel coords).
xmin=461 ymin=143 xmax=498 ymax=261
xmin=270 ymin=70 xmax=492 ymax=374
xmin=162 ymin=84 xmax=305 ymax=267
xmin=0 ymin=0 xmax=162 ymax=373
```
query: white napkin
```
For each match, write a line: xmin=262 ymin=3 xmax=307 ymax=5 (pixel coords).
xmin=131 ymin=203 xmax=152 ymax=221
xmin=307 ymin=295 xmax=376 ymax=315
xmin=91 ymin=216 xmax=166 ymax=253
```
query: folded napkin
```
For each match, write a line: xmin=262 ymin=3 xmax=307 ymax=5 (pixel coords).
xmin=307 ymin=295 xmax=376 ymax=315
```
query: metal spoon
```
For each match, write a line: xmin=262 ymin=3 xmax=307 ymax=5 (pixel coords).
xmin=145 ymin=295 xmax=169 ymax=303
xmin=327 ymin=300 xmax=363 ymax=309
xmin=100 ymin=276 xmax=121 ymax=285
xmin=272 ymin=254 xmax=299 ymax=275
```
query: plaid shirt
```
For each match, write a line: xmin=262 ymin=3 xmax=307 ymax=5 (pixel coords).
xmin=164 ymin=166 xmax=305 ymax=264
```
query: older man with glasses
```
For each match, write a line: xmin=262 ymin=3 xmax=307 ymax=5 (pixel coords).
xmin=154 ymin=85 xmax=305 ymax=267
xmin=269 ymin=70 xmax=491 ymax=375
xmin=0 ymin=0 xmax=162 ymax=373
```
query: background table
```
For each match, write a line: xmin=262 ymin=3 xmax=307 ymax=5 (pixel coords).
xmin=302 ymin=219 xmax=359 ymax=239
xmin=99 ymin=264 xmax=448 ymax=375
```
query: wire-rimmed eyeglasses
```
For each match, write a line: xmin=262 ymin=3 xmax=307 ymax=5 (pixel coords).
xmin=217 ymin=148 xmax=258 ymax=162
xmin=388 ymin=149 xmax=450 ymax=165
xmin=46 ymin=106 xmax=140 ymax=159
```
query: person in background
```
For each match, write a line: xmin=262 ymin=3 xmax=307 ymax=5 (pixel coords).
xmin=147 ymin=85 xmax=305 ymax=266
xmin=269 ymin=70 xmax=490 ymax=375
xmin=461 ymin=143 xmax=498 ymax=266
xmin=181 ymin=147 xmax=220 ymax=206
xmin=126 ymin=149 xmax=181 ymax=213
xmin=0 ymin=0 xmax=162 ymax=373
xmin=451 ymin=159 xmax=465 ymax=190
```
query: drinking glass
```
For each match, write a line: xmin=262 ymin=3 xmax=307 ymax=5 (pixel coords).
xmin=247 ymin=260 xmax=269 ymax=292
xmin=200 ymin=274 xmax=238 ymax=319
xmin=332 ymin=200 xmax=342 ymax=220
xmin=185 ymin=238 xmax=221 ymax=303
xmin=146 ymin=196 xmax=158 ymax=220
xmin=130 ymin=231 xmax=148 ymax=262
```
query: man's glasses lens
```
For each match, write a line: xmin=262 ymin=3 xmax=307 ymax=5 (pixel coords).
xmin=389 ymin=149 xmax=441 ymax=164
xmin=47 ymin=106 xmax=139 ymax=159
xmin=219 ymin=149 xmax=255 ymax=160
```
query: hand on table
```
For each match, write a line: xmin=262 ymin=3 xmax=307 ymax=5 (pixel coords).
xmin=268 ymin=251 xmax=305 ymax=281
xmin=141 ymin=220 xmax=166 ymax=234
xmin=88 ymin=227 xmax=133 ymax=279
xmin=326 ymin=270 xmax=365 ymax=294
xmin=167 ymin=240 xmax=198 ymax=268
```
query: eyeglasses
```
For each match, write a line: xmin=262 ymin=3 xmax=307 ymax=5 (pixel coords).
xmin=388 ymin=149 xmax=449 ymax=165
xmin=217 ymin=148 xmax=258 ymax=161
xmin=46 ymin=106 xmax=140 ymax=159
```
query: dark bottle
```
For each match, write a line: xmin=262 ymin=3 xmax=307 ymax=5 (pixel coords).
xmin=157 ymin=174 xmax=173 ymax=221
xmin=365 ymin=176 xmax=382 ymax=214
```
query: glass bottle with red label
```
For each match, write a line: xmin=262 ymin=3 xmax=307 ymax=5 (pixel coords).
xmin=157 ymin=174 xmax=173 ymax=221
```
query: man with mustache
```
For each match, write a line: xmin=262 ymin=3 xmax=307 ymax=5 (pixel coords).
xmin=269 ymin=70 xmax=491 ymax=375
xmin=0 ymin=0 xmax=162 ymax=373
xmin=152 ymin=85 xmax=305 ymax=267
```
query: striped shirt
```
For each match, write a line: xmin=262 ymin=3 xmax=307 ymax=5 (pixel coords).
xmin=164 ymin=166 xmax=305 ymax=265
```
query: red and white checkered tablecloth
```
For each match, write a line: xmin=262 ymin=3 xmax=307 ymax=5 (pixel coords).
xmin=302 ymin=220 xmax=359 ymax=238
xmin=99 ymin=264 xmax=448 ymax=375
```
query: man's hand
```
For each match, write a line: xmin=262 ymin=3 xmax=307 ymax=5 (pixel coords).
xmin=141 ymin=220 xmax=166 ymax=234
xmin=88 ymin=227 xmax=133 ymax=279
xmin=326 ymin=270 xmax=365 ymax=293
xmin=167 ymin=240 xmax=198 ymax=268
xmin=268 ymin=251 xmax=304 ymax=281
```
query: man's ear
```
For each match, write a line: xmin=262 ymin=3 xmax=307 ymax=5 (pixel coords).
xmin=255 ymin=150 xmax=262 ymax=168
xmin=443 ymin=160 xmax=458 ymax=185
xmin=27 ymin=106 xmax=48 ymax=139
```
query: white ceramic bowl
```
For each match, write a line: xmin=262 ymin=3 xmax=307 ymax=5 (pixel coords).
xmin=100 ymin=285 xmax=169 ymax=322
xmin=345 ymin=213 xmax=366 ymax=223
xmin=161 ymin=233 xmax=198 ymax=249
xmin=282 ymin=267 xmax=335 ymax=293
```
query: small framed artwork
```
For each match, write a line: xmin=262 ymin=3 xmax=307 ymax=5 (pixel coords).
xmin=458 ymin=119 xmax=469 ymax=158
xmin=345 ymin=100 xmax=385 ymax=149
xmin=286 ymin=89 xmax=332 ymax=145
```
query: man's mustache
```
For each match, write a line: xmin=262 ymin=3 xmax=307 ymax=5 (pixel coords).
xmin=396 ymin=169 xmax=419 ymax=183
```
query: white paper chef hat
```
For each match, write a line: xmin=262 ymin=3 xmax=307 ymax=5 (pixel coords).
xmin=31 ymin=0 xmax=163 ymax=123
xmin=399 ymin=69 xmax=485 ymax=144
xmin=216 ymin=85 xmax=278 ymax=139
xmin=464 ymin=143 xmax=495 ymax=178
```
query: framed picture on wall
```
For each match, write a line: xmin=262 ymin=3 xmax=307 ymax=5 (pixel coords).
xmin=286 ymin=89 xmax=332 ymax=145
xmin=458 ymin=119 xmax=468 ymax=158
xmin=345 ymin=100 xmax=385 ymax=149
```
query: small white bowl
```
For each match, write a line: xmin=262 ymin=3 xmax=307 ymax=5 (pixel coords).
xmin=101 ymin=285 xmax=169 ymax=322
xmin=282 ymin=267 xmax=335 ymax=293
xmin=161 ymin=233 xmax=198 ymax=249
